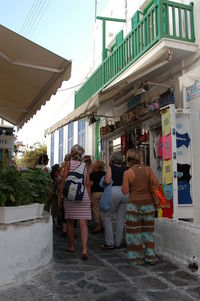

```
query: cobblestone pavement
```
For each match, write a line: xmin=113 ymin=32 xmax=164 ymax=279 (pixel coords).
xmin=1 ymin=226 xmax=200 ymax=301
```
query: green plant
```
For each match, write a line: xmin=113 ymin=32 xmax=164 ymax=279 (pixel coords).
xmin=0 ymin=165 xmax=53 ymax=207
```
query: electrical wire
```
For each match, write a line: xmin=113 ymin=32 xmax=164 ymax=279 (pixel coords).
xmin=57 ymin=82 xmax=86 ymax=92
xmin=29 ymin=0 xmax=52 ymax=38
xmin=20 ymin=0 xmax=39 ymax=34
xmin=21 ymin=0 xmax=44 ymax=37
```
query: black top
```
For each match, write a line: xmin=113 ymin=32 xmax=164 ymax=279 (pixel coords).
xmin=90 ymin=171 xmax=106 ymax=193
xmin=111 ymin=165 xmax=125 ymax=186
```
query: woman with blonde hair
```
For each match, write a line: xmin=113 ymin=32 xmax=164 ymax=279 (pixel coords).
xmin=90 ymin=160 xmax=105 ymax=233
xmin=58 ymin=144 xmax=91 ymax=260
xmin=122 ymin=148 xmax=158 ymax=265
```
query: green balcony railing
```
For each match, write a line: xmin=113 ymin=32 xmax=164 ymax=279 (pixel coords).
xmin=75 ymin=0 xmax=195 ymax=109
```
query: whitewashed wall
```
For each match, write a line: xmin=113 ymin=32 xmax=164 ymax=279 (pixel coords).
xmin=155 ymin=218 xmax=200 ymax=270
xmin=0 ymin=214 xmax=52 ymax=287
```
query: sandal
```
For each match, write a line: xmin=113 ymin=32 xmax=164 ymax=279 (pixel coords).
xmin=100 ymin=244 xmax=114 ymax=250
xmin=81 ymin=254 xmax=88 ymax=261
xmin=66 ymin=248 xmax=74 ymax=253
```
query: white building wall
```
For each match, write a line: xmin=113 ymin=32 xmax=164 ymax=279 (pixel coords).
xmin=0 ymin=214 xmax=52 ymax=287
xmin=47 ymin=0 xmax=200 ymax=164
xmin=86 ymin=123 xmax=96 ymax=157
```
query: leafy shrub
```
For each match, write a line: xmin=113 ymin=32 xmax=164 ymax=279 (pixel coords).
xmin=0 ymin=165 xmax=53 ymax=206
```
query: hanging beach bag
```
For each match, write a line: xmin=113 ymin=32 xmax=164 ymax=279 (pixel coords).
xmin=149 ymin=168 xmax=167 ymax=208
xmin=63 ymin=162 xmax=86 ymax=202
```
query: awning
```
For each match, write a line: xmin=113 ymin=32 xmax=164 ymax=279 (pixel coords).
xmin=179 ymin=60 xmax=200 ymax=89
xmin=0 ymin=24 xmax=71 ymax=129
xmin=44 ymin=93 xmax=99 ymax=136
xmin=45 ymin=48 xmax=171 ymax=135
xmin=44 ymin=38 xmax=198 ymax=135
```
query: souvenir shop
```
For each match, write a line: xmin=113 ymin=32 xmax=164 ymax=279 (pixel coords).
xmin=99 ymin=83 xmax=193 ymax=221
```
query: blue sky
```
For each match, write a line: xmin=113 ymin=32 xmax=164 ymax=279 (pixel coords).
xmin=0 ymin=0 xmax=108 ymax=145
xmin=0 ymin=0 xmax=107 ymax=71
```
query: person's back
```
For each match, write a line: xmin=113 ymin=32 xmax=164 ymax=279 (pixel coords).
xmin=121 ymin=149 xmax=158 ymax=265
xmin=90 ymin=160 xmax=105 ymax=233
xmin=101 ymin=151 xmax=128 ymax=250
xmin=58 ymin=144 xmax=91 ymax=261
xmin=129 ymin=165 xmax=153 ymax=205
xmin=90 ymin=170 xmax=105 ymax=193
xmin=111 ymin=164 xmax=125 ymax=186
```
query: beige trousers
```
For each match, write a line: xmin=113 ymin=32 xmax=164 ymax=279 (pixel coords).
xmin=91 ymin=192 xmax=104 ymax=227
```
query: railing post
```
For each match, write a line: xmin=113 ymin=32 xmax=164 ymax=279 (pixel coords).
xmin=102 ymin=20 xmax=107 ymax=61
xmin=190 ymin=2 xmax=195 ymax=42
xmin=157 ymin=0 xmax=164 ymax=40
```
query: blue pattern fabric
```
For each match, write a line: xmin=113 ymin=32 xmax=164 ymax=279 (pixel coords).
xmin=126 ymin=203 xmax=156 ymax=265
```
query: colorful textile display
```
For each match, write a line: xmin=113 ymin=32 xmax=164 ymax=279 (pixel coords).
xmin=162 ymin=135 xmax=172 ymax=160
xmin=163 ymin=159 xmax=173 ymax=185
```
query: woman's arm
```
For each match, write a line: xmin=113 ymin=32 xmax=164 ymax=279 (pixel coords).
xmin=105 ymin=165 xmax=112 ymax=185
xmin=86 ymin=166 xmax=91 ymax=200
xmin=58 ymin=162 xmax=69 ymax=208
xmin=121 ymin=170 xmax=130 ymax=195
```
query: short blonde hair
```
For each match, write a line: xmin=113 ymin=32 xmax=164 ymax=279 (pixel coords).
xmin=92 ymin=160 xmax=105 ymax=172
xmin=126 ymin=149 xmax=141 ymax=167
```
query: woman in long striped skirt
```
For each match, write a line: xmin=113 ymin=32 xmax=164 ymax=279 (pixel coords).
xmin=122 ymin=149 xmax=158 ymax=265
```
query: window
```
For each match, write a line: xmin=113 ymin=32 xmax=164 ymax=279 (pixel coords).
xmin=68 ymin=123 xmax=74 ymax=153
xmin=58 ymin=127 xmax=64 ymax=164
xmin=50 ymin=133 xmax=55 ymax=166
xmin=78 ymin=120 xmax=85 ymax=149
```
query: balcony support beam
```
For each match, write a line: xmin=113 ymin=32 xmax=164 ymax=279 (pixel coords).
xmin=96 ymin=16 xmax=126 ymax=62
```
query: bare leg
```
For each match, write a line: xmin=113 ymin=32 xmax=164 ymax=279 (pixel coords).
xmin=67 ymin=219 xmax=75 ymax=251
xmin=79 ymin=219 xmax=88 ymax=255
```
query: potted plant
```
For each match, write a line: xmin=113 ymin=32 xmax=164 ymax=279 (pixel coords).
xmin=0 ymin=164 xmax=53 ymax=224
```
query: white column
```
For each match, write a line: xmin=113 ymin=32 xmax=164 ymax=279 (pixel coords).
xmin=191 ymin=110 xmax=200 ymax=224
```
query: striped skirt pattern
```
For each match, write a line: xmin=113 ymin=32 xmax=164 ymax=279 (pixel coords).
xmin=63 ymin=160 xmax=91 ymax=220
xmin=125 ymin=203 xmax=156 ymax=265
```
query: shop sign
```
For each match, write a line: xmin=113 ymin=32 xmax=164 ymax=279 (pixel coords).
xmin=186 ymin=81 xmax=200 ymax=102
xmin=0 ymin=134 xmax=14 ymax=149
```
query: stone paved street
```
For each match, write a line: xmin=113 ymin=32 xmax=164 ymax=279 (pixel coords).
xmin=1 ymin=226 xmax=200 ymax=301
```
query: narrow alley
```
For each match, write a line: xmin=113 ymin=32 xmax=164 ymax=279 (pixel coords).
xmin=0 ymin=225 xmax=200 ymax=301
